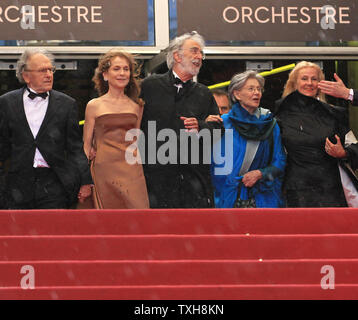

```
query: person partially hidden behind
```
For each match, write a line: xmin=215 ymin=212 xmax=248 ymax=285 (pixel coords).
xmin=212 ymin=71 xmax=286 ymax=208
xmin=82 ymin=50 xmax=149 ymax=209
xmin=0 ymin=48 xmax=92 ymax=209
xmin=212 ymin=89 xmax=231 ymax=115
xmin=318 ymin=73 xmax=358 ymax=105
xmin=275 ymin=61 xmax=358 ymax=207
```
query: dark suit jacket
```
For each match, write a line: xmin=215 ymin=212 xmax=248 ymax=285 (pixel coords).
xmin=140 ymin=70 xmax=223 ymax=208
xmin=0 ymin=87 xmax=92 ymax=207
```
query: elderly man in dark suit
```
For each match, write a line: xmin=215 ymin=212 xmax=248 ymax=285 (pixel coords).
xmin=140 ymin=32 xmax=223 ymax=208
xmin=0 ymin=49 xmax=92 ymax=209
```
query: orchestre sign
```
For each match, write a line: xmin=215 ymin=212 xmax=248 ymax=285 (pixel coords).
xmin=0 ymin=0 xmax=148 ymax=41
xmin=177 ymin=0 xmax=358 ymax=42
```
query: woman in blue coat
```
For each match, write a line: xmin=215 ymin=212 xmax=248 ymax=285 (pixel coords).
xmin=211 ymin=70 xmax=286 ymax=208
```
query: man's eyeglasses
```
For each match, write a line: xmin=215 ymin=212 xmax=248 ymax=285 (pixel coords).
xmin=24 ymin=67 xmax=56 ymax=74
xmin=179 ymin=47 xmax=205 ymax=60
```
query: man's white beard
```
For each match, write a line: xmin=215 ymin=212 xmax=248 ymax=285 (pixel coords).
xmin=180 ymin=57 xmax=201 ymax=77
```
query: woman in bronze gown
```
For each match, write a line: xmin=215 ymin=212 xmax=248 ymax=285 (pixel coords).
xmin=81 ymin=50 xmax=149 ymax=208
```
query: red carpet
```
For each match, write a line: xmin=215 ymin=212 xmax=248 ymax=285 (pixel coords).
xmin=0 ymin=208 xmax=358 ymax=299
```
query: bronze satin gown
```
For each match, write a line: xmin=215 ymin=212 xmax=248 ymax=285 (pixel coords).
xmin=90 ymin=113 xmax=149 ymax=209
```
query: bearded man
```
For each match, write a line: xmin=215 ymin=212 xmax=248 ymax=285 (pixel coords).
xmin=140 ymin=31 xmax=223 ymax=208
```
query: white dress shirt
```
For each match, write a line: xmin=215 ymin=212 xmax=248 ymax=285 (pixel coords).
xmin=23 ymin=88 xmax=50 ymax=168
xmin=348 ymin=88 xmax=354 ymax=102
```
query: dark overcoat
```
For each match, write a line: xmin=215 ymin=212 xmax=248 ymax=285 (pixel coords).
xmin=140 ymin=71 xmax=223 ymax=208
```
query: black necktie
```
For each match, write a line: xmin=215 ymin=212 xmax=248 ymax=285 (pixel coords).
xmin=27 ymin=88 xmax=48 ymax=100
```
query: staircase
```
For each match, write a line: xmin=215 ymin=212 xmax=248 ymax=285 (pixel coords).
xmin=0 ymin=208 xmax=358 ymax=299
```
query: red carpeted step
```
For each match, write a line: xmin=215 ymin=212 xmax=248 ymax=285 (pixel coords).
xmin=0 ymin=259 xmax=356 ymax=286
xmin=1 ymin=208 xmax=358 ymax=235
xmin=1 ymin=284 xmax=358 ymax=300
xmin=1 ymin=234 xmax=358 ymax=261
xmin=1 ymin=209 xmax=358 ymax=300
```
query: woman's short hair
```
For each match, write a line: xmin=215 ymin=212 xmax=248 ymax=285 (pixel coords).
xmin=282 ymin=61 xmax=325 ymax=101
xmin=228 ymin=70 xmax=265 ymax=103
xmin=16 ymin=48 xmax=54 ymax=84
xmin=166 ymin=31 xmax=205 ymax=69
xmin=92 ymin=49 xmax=141 ymax=104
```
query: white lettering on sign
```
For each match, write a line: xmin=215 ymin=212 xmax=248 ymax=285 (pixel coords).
xmin=222 ymin=5 xmax=351 ymax=26
xmin=0 ymin=4 xmax=104 ymax=28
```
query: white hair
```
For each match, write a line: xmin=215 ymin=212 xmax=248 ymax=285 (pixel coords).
xmin=166 ymin=31 xmax=205 ymax=69
xmin=228 ymin=70 xmax=265 ymax=103
xmin=16 ymin=48 xmax=54 ymax=84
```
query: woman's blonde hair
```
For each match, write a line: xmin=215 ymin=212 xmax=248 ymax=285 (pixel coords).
xmin=92 ymin=49 xmax=141 ymax=104
xmin=282 ymin=61 xmax=326 ymax=102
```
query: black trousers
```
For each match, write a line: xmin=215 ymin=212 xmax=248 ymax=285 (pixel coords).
xmin=144 ymin=166 xmax=214 ymax=208
xmin=8 ymin=168 xmax=68 ymax=209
